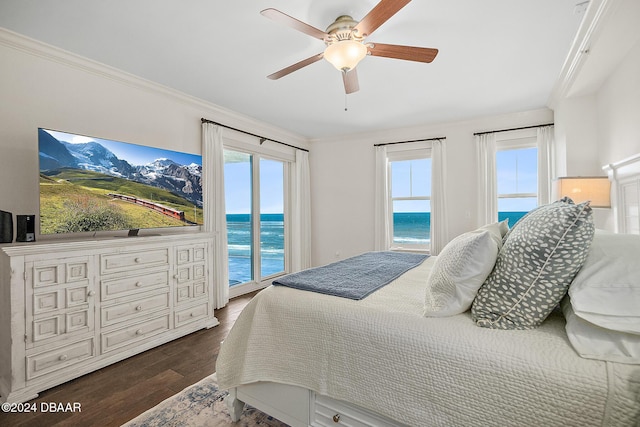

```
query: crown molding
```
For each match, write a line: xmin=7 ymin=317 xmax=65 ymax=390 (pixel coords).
xmin=547 ymin=0 xmax=616 ymax=108
xmin=0 ymin=27 xmax=308 ymax=148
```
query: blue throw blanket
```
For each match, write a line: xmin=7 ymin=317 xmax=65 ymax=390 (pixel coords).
xmin=273 ymin=251 xmax=429 ymax=300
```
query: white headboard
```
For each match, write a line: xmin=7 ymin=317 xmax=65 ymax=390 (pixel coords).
xmin=603 ymin=153 xmax=640 ymax=234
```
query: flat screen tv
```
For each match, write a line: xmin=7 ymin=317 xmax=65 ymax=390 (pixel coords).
xmin=38 ymin=128 xmax=203 ymax=236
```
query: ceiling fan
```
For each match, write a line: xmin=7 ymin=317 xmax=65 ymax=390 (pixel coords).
xmin=261 ymin=0 xmax=438 ymax=94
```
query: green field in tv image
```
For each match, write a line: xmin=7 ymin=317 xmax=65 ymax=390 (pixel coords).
xmin=40 ymin=168 xmax=203 ymax=234
xmin=38 ymin=128 xmax=203 ymax=235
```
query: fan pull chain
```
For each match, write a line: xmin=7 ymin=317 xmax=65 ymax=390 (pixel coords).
xmin=344 ymin=93 xmax=348 ymax=112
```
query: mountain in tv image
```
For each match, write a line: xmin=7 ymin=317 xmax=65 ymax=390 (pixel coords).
xmin=38 ymin=128 xmax=203 ymax=234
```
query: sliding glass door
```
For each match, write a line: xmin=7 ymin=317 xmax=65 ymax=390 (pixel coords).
xmin=224 ymin=150 xmax=253 ymax=285
xmin=259 ymin=158 xmax=285 ymax=278
xmin=224 ymin=150 xmax=285 ymax=289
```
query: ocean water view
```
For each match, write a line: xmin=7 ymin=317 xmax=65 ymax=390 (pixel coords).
xmin=393 ymin=212 xmax=431 ymax=245
xmin=392 ymin=211 xmax=527 ymax=245
xmin=498 ymin=211 xmax=527 ymax=228
xmin=227 ymin=213 xmax=284 ymax=285
xmin=226 ymin=211 xmax=528 ymax=285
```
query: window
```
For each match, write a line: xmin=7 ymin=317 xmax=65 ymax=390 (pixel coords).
xmin=496 ymin=137 xmax=537 ymax=225
xmin=224 ymin=149 xmax=286 ymax=294
xmin=388 ymin=150 xmax=432 ymax=251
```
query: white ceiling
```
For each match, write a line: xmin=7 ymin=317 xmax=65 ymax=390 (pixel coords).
xmin=0 ymin=0 xmax=585 ymax=140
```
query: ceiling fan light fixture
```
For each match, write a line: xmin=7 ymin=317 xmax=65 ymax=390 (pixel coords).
xmin=324 ymin=40 xmax=368 ymax=72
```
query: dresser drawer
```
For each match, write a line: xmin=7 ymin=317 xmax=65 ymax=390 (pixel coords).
xmin=100 ymin=249 xmax=169 ymax=275
xmin=312 ymin=394 xmax=400 ymax=427
xmin=26 ymin=338 xmax=95 ymax=380
xmin=101 ymin=314 xmax=170 ymax=353
xmin=101 ymin=292 xmax=170 ymax=327
xmin=174 ymin=302 xmax=209 ymax=327
xmin=101 ymin=270 xmax=169 ymax=300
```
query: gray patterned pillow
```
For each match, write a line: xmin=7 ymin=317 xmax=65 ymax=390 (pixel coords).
xmin=471 ymin=198 xmax=595 ymax=329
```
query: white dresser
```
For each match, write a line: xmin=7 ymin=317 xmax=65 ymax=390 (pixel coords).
xmin=0 ymin=233 xmax=218 ymax=403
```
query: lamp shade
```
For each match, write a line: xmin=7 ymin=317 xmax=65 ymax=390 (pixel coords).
xmin=556 ymin=176 xmax=611 ymax=208
xmin=324 ymin=40 xmax=367 ymax=72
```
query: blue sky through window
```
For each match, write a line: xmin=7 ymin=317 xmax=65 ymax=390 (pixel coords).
xmin=391 ymin=158 xmax=431 ymax=212
xmin=389 ymin=148 xmax=538 ymax=215
xmin=496 ymin=147 xmax=538 ymax=212
xmin=224 ymin=151 xmax=283 ymax=214
xmin=259 ymin=159 xmax=284 ymax=214
xmin=224 ymin=151 xmax=251 ymax=215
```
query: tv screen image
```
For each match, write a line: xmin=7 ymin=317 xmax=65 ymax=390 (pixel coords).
xmin=38 ymin=128 xmax=203 ymax=235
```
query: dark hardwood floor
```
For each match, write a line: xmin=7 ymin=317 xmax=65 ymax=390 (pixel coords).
xmin=0 ymin=291 xmax=257 ymax=427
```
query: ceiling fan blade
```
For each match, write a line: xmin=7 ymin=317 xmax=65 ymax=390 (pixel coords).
xmin=342 ymin=69 xmax=359 ymax=94
xmin=267 ymin=53 xmax=325 ymax=80
xmin=353 ymin=0 xmax=411 ymax=37
xmin=261 ymin=8 xmax=328 ymax=41
xmin=367 ymin=43 xmax=438 ymax=63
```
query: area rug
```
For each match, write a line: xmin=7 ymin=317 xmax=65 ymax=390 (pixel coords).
xmin=121 ymin=374 xmax=290 ymax=427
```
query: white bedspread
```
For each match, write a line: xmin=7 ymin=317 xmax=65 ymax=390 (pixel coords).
xmin=216 ymin=257 xmax=640 ymax=427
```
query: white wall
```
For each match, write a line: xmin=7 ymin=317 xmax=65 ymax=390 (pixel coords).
xmin=553 ymin=32 xmax=640 ymax=176
xmin=596 ymin=39 xmax=640 ymax=164
xmin=553 ymin=37 xmax=640 ymax=230
xmin=0 ymin=30 xmax=306 ymax=240
xmin=309 ymin=109 xmax=553 ymax=267
xmin=553 ymin=94 xmax=601 ymax=176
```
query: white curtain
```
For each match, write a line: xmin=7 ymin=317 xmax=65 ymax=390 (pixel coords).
xmin=290 ymin=149 xmax=312 ymax=272
xmin=202 ymin=122 xmax=229 ymax=309
xmin=374 ymin=145 xmax=391 ymax=251
xmin=430 ymin=139 xmax=448 ymax=255
xmin=537 ymin=125 xmax=555 ymax=205
xmin=476 ymin=133 xmax=497 ymax=227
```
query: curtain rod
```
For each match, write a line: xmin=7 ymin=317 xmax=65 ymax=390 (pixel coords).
xmin=201 ymin=118 xmax=309 ymax=153
xmin=473 ymin=123 xmax=554 ymax=136
xmin=374 ymin=136 xmax=446 ymax=147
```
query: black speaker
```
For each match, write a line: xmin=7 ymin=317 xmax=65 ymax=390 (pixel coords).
xmin=16 ymin=214 xmax=35 ymax=242
xmin=0 ymin=210 xmax=12 ymax=243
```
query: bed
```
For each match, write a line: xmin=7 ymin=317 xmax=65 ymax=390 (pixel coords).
xmin=216 ymin=171 xmax=640 ymax=427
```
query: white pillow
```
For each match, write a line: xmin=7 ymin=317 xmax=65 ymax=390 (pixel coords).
xmin=479 ymin=220 xmax=507 ymax=249
xmin=497 ymin=218 xmax=509 ymax=238
xmin=424 ymin=226 xmax=501 ymax=317
xmin=562 ymin=297 xmax=640 ymax=364
xmin=568 ymin=230 xmax=640 ymax=334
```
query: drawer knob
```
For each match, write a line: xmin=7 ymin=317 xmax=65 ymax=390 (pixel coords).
xmin=333 ymin=414 xmax=341 ymax=423
xmin=135 ymin=329 xmax=143 ymax=335
xmin=136 ymin=305 xmax=142 ymax=311
xmin=59 ymin=354 xmax=68 ymax=361
xmin=87 ymin=290 xmax=95 ymax=297
xmin=173 ymin=274 xmax=179 ymax=279
xmin=135 ymin=282 xmax=142 ymax=287
xmin=190 ymin=312 xmax=195 ymax=317
xmin=135 ymin=257 xmax=141 ymax=263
